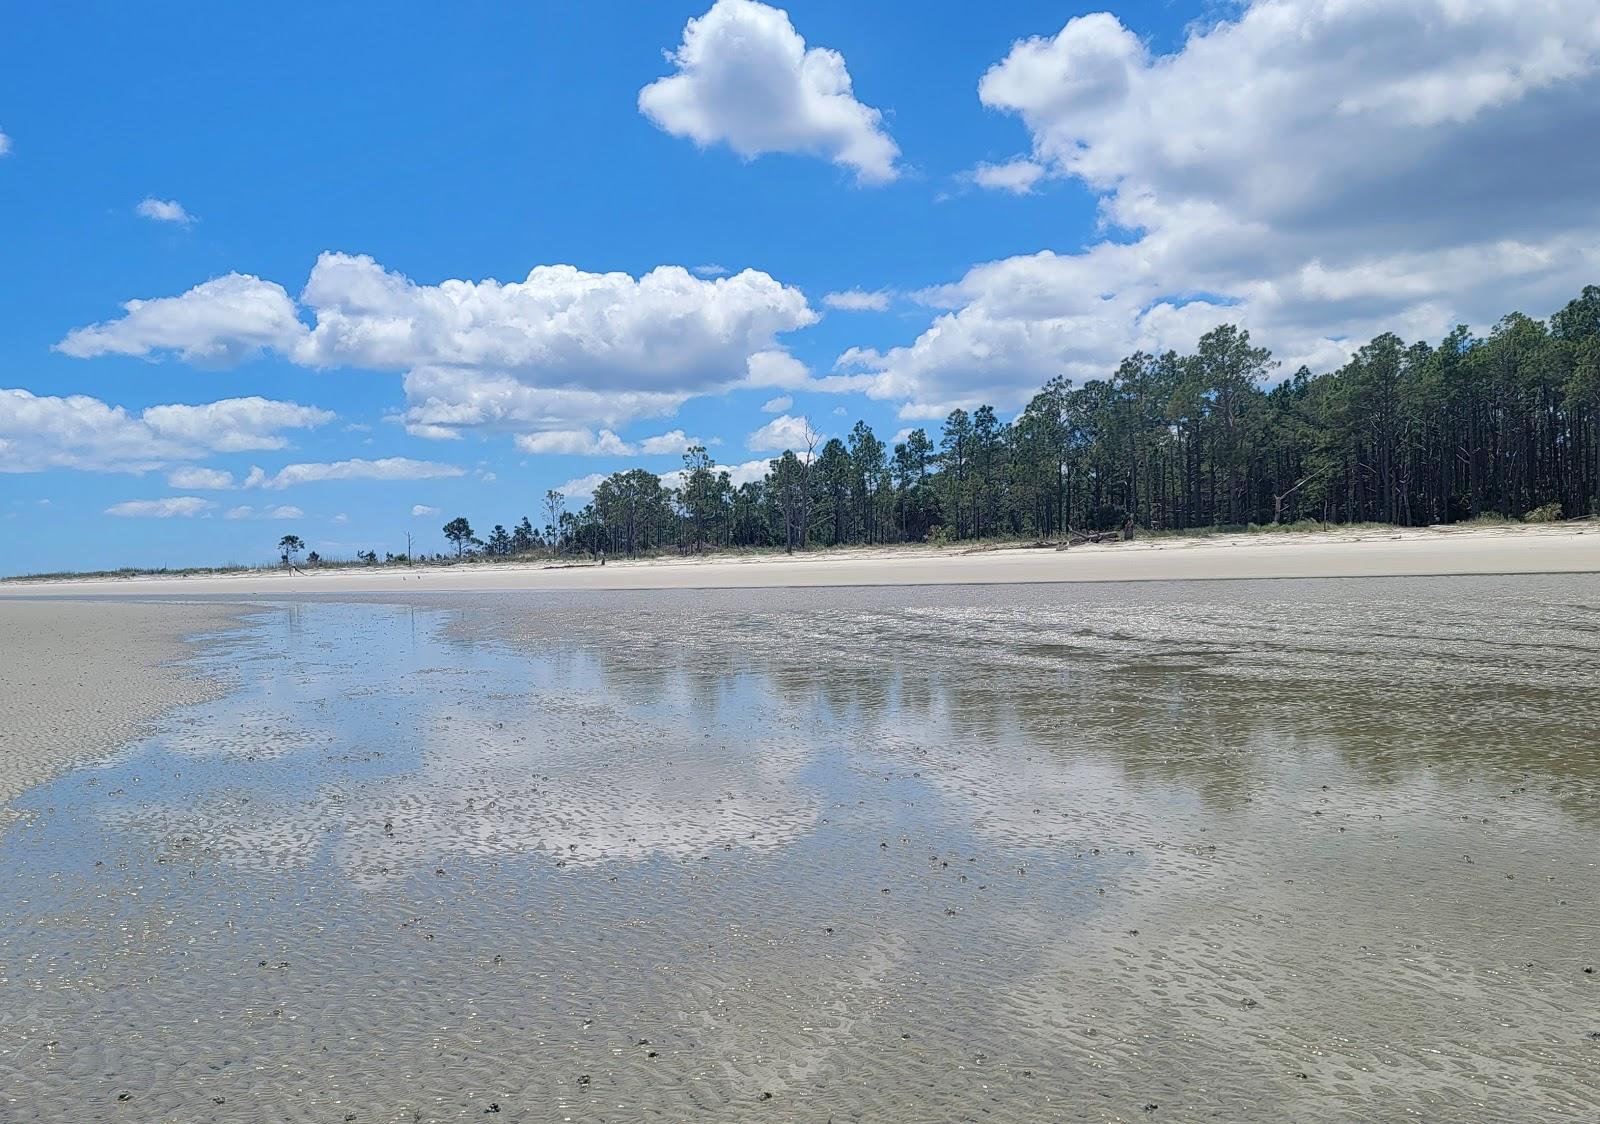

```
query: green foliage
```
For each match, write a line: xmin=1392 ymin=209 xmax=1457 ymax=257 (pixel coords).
xmin=442 ymin=517 xmax=474 ymax=557
xmin=1525 ymin=502 xmax=1564 ymax=523
xmin=511 ymin=517 xmax=537 ymax=554
xmin=457 ymin=285 xmax=1600 ymax=558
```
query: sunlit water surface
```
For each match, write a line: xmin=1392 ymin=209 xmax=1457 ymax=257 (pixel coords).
xmin=2 ymin=577 xmax=1598 ymax=1122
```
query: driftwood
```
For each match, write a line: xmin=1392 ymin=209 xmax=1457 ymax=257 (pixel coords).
xmin=1057 ymin=519 xmax=1135 ymax=549
xmin=1057 ymin=529 xmax=1121 ymax=549
xmin=960 ymin=540 xmax=1060 ymax=555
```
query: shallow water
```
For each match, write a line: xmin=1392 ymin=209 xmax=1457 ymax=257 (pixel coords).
xmin=2 ymin=576 xmax=1598 ymax=1122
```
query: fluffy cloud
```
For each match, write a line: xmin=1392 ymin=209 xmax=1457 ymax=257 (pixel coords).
xmin=294 ymin=253 xmax=814 ymax=384
xmin=979 ymin=4 xmax=1600 ymax=235
xmin=136 ymin=197 xmax=195 ymax=225
xmin=760 ymin=394 xmax=792 ymax=413
xmin=511 ymin=425 xmax=708 ymax=457
xmin=60 ymin=252 xmax=819 ymax=441
xmin=639 ymin=430 xmax=706 ymax=455
xmin=166 ymin=466 xmax=234 ymax=489
xmin=0 ymin=129 xmax=12 ymax=157
xmin=513 ymin=429 xmax=635 ymax=456
xmin=400 ymin=368 xmax=692 ymax=440
xmin=105 ymin=496 xmax=213 ymax=518
xmin=747 ymin=412 xmax=817 ymax=452
xmin=639 ymin=0 xmax=899 ymax=184
xmin=553 ymin=473 xmax=608 ymax=503
xmin=823 ymin=288 xmax=891 ymax=312
xmin=0 ymin=389 xmax=333 ymax=474
xmin=743 ymin=349 xmax=813 ymax=388
xmin=854 ymin=0 xmax=1600 ymax=416
xmin=224 ymin=503 xmax=304 ymax=520
xmin=411 ymin=504 xmax=441 ymax=517
xmin=56 ymin=274 xmax=307 ymax=365
xmin=243 ymin=457 xmax=465 ymax=490
xmin=968 ymin=158 xmax=1046 ymax=195
xmin=724 ymin=457 xmax=773 ymax=486
xmin=141 ymin=397 xmax=334 ymax=452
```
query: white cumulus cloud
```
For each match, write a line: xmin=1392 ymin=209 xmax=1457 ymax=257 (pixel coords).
xmin=411 ymin=504 xmax=441 ymax=517
xmin=106 ymin=496 xmax=213 ymax=518
xmin=0 ymin=389 xmax=333 ymax=474
xmin=639 ymin=0 xmax=900 ymax=184
xmin=166 ymin=466 xmax=234 ymax=489
xmin=513 ymin=429 xmax=635 ymax=456
xmin=968 ymin=158 xmax=1046 ymax=195
xmin=638 ymin=429 xmax=705 ymax=455
xmin=823 ymin=288 xmax=890 ymax=312
xmin=851 ymin=0 xmax=1600 ymax=417
xmin=554 ymin=473 xmax=608 ymax=504
xmin=136 ymin=197 xmax=196 ymax=225
xmin=724 ymin=457 xmax=773 ymax=486
xmin=747 ymin=413 xmax=817 ymax=452
xmin=743 ymin=349 xmax=811 ymax=388
xmin=56 ymin=274 xmax=307 ymax=366
xmin=141 ymin=397 xmax=335 ymax=452
xmin=59 ymin=253 xmax=820 ymax=442
xmin=244 ymin=457 xmax=465 ymax=490
xmin=759 ymin=394 xmax=792 ymax=413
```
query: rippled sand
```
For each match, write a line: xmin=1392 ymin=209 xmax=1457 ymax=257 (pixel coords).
xmin=0 ymin=599 xmax=240 ymax=827
xmin=1 ymin=579 xmax=1598 ymax=1121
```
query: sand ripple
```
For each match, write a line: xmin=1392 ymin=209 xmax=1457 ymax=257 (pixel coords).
xmin=1 ymin=578 xmax=1598 ymax=1121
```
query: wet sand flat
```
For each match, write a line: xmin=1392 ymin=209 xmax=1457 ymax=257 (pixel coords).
xmin=0 ymin=600 xmax=241 ymax=825
xmin=3 ymin=521 xmax=1596 ymax=597
xmin=0 ymin=578 xmax=1598 ymax=1121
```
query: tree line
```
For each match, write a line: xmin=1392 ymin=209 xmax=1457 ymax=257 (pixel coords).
xmin=349 ymin=286 xmax=1600 ymax=561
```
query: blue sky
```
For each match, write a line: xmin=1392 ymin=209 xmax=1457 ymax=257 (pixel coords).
xmin=4 ymin=0 xmax=1597 ymax=574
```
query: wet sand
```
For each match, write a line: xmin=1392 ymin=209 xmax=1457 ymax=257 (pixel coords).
xmin=3 ymin=521 xmax=1596 ymax=595
xmin=1 ymin=578 xmax=1597 ymax=1121
xmin=0 ymin=600 xmax=241 ymax=826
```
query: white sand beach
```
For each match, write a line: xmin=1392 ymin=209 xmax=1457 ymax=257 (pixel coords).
xmin=3 ymin=521 xmax=1595 ymax=597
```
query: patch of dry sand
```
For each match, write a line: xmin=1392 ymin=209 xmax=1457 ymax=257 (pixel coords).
xmin=0 ymin=600 xmax=242 ymax=822
xmin=2 ymin=522 xmax=1595 ymax=596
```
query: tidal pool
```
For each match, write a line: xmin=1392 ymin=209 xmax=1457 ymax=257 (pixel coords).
xmin=1 ymin=576 xmax=1597 ymax=1121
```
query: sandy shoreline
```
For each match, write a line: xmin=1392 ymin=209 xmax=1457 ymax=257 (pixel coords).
xmin=0 ymin=523 xmax=1591 ymax=826
xmin=3 ymin=522 xmax=1596 ymax=597
xmin=0 ymin=600 xmax=243 ymax=824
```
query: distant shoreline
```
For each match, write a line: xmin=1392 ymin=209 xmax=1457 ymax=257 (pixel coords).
xmin=3 ymin=520 xmax=1595 ymax=596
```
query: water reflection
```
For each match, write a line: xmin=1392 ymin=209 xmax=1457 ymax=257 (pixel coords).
xmin=438 ymin=576 xmax=1600 ymax=829
xmin=0 ymin=577 xmax=1597 ymax=1122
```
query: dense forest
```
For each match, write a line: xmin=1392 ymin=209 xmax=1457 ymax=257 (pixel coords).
xmin=436 ymin=287 xmax=1600 ymax=559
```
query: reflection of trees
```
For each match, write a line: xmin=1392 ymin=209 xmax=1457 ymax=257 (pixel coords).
xmin=442 ymin=575 xmax=1600 ymax=824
